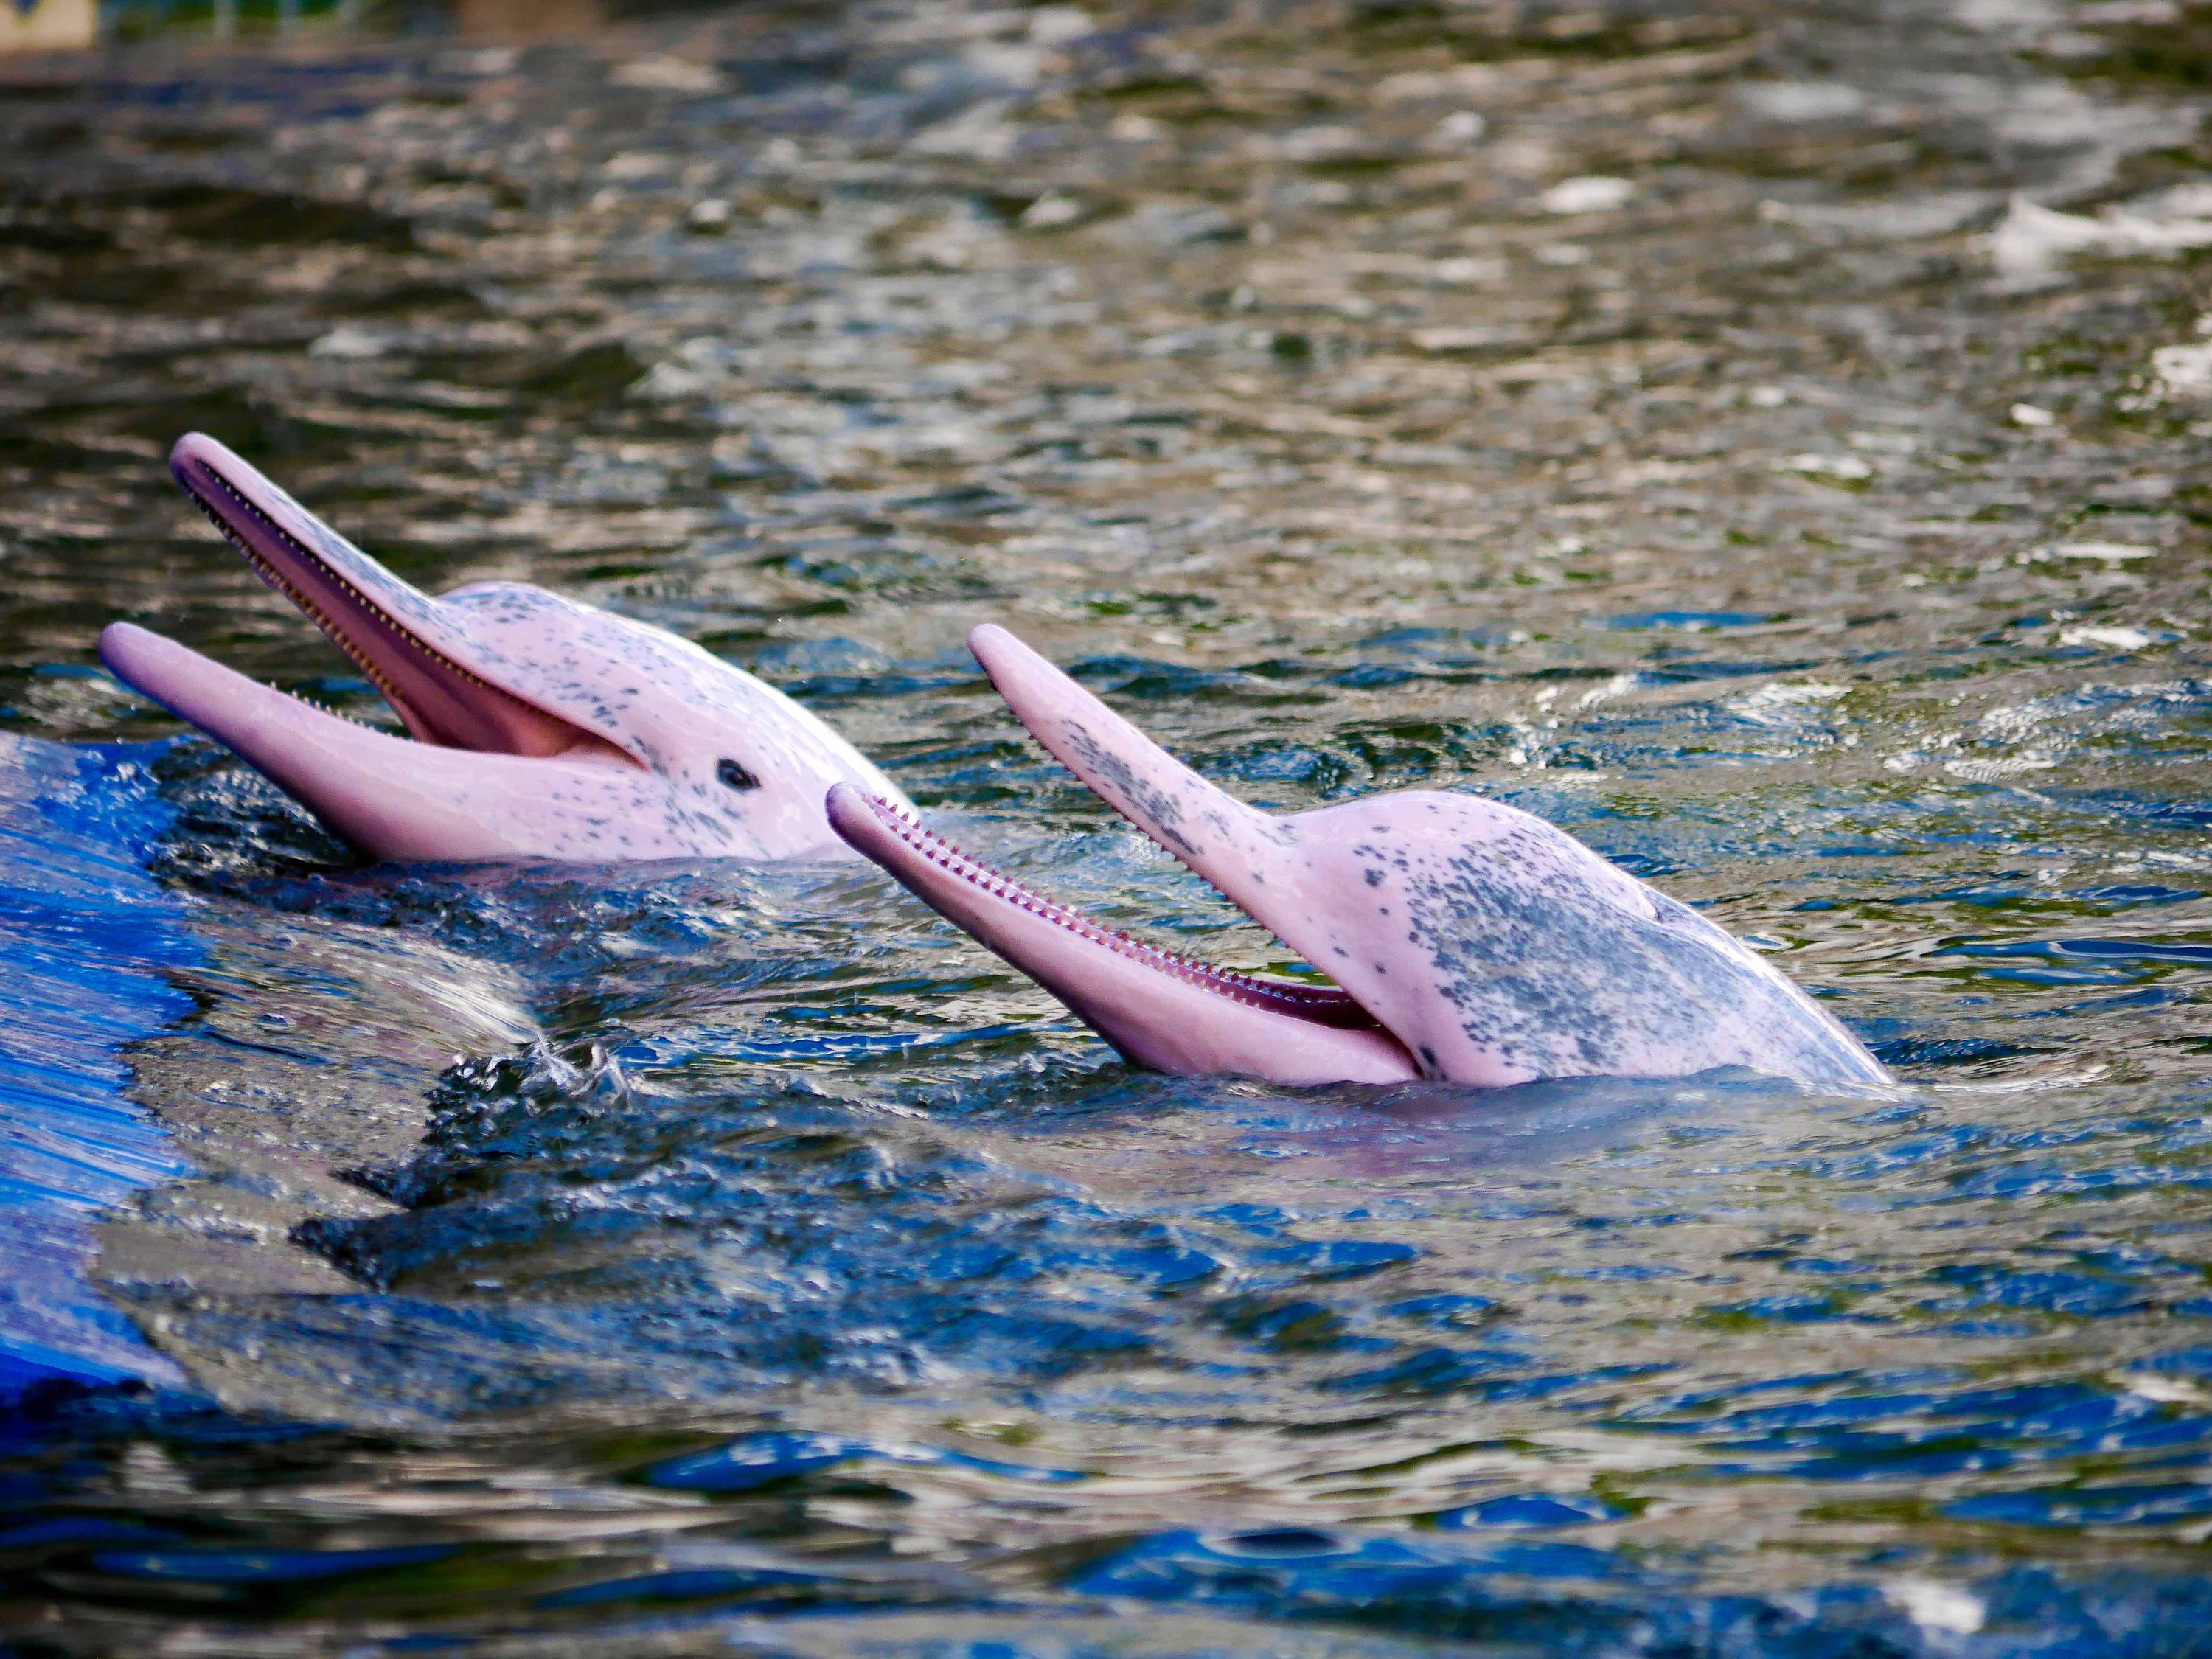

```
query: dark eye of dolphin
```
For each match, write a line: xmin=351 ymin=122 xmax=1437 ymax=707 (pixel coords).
xmin=718 ymin=758 xmax=761 ymax=793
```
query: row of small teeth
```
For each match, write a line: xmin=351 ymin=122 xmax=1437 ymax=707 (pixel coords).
xmin=185 ymin=488 xmax=422 ymax=720
xmin=184 ymin=471 xmax=550 ymax=733
xmin=861 ymin=793 xmax=1360 ymax=1020
xmin=288 ymin=688 xmax=382 ymax=730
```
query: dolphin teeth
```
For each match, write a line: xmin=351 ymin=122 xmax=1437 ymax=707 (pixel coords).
xmin=854 ymin=791 xmax=1380 ymax=1030
xmin=181 ymin=467 xmax=622 ymax=762
xmin=246 ymin=681 xmax=380 ymax=734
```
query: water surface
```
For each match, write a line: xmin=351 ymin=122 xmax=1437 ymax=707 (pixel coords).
xmin=7 ymin=0 xmax=2212 ymax=1650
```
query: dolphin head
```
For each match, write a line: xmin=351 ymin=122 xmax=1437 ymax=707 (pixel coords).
xmin=830 ymin=625 xmax=1891 ymax=1091
xmin=100 ymin=434 xmax=909 ymax=864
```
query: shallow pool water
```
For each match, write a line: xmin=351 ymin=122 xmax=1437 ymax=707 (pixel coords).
xmin=7 ymin=0 xmax=2212 ymax=1650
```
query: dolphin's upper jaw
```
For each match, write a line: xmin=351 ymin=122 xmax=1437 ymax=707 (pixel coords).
xmin=164 ymin=433 xmax=636 ymax=769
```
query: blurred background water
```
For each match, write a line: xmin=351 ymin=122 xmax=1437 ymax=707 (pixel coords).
xmin=8 ymin=0 xmax=2212 ymax=1650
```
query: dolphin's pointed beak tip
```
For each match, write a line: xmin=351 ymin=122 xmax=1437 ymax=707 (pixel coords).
xmin=169 ymin=431 xmax=260 ymax=506
xmin=970 ymin=622 xmax=1064 ymax=680
xmin=98 ymin=620 xmax=160 ymax=678
xmin=967 ymin=625 xmax=1074 ymax=717
xmin=169 ymin=430 xmax=220 ymax=481
xmin=98 ymin=622 xmax=226 ymax=708
xmin=966 ymin=621 xmax=1020 ymax=668
xmin=826 ymin=784 xmax=911 ymax=866
xmin=97 ymin=622 xmax=235 ymax=720
xmin=824 ymin=782 xmax=888 ymax=843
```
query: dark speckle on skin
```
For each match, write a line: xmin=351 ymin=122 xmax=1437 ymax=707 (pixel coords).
xmin=1380 ymin=813 xmax=1880 ymax=1085
xmin=1062 ymin=719 xmax=1199 ymax=856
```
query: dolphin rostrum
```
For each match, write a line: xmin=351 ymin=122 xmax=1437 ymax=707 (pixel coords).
xmin=100 ymin=434 xmax=909 ymax=864
xmin=828 ymin=625 xmax=1891 ymax=1091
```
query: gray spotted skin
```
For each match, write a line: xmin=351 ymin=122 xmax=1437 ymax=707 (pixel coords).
xmin=1302 ymin=794 xmax=1889 ymax=1088
xmin=874 ymin=625 xmax=1893 ymax=1091
xmin=1058 ymin=723 xmax=1214 ymax=860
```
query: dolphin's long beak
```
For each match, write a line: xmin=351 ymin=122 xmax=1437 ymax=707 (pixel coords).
xmin=825 ymin=623 xmax=1421 ymax=1085
xmin=825 ymin=786 xmax=1418 ymax=1084
xmin=100 ymin=623 xmax=642 ymax=862
xmin=136 ymin=434 xmax=634 ymax=765
xmin=100 ymin=434 xmax=653 ymax=861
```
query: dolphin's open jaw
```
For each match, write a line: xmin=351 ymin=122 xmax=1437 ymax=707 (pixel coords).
xmin=827 ymin=785 xmax=1419 ymax=1084
xmin=838 ymin=625 xmax=1892 ymax=1092
xmin=833 ymin=788 xmax=1380 ymax=1030
xmin=826 ymin=625 xmax=1425 ymax=1083
xmin=161 ymin=434 xmax=632 ymax=767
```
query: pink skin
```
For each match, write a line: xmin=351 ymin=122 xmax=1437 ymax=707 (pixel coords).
xmin=100 ymin=434 xmax=910 ymax=864
xmin=827 ymin=789 xmax=1422 ymax=1085
xmin=831 ymin=625 xmax=1893 ymax=1091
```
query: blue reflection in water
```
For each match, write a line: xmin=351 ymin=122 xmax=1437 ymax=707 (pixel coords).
xmin=0 ymin=737 xmax=192 ymax=1404
xmin=641 ymin=1429 xmax=1083 ymax=1491
xmin=91 ymin=1543 xmax=453 ymax=1583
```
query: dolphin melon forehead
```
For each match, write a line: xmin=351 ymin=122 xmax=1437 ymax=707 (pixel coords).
xmin=434 ymin=578 xmax=894 ymax=789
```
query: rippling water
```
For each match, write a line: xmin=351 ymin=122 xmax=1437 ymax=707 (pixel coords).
xmin=7 ymin=0 xmax=2212 ymax=1649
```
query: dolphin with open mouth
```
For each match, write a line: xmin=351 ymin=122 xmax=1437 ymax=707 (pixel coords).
xmin=100 ymin=434 xmax=909 ymax=863
xmin=829 ymin=625 xmax=1891 ymax=1091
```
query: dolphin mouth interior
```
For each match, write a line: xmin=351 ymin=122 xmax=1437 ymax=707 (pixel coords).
xmin=171 ymin=448 xmax=634 ymax=767
xmin=841 ymin=788 xmax=1385 ymax=1032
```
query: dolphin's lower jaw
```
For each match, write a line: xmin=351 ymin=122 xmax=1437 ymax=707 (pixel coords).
xmin=832 ymin=625 xmax=1893 ymax=1093
xmin=99 ymin=624 xmax=681 ymax=864
xmin=825 ymin=786 xmax=1422 ymax=1085
xmin=102 ymin=434 xmax=908 ymax=864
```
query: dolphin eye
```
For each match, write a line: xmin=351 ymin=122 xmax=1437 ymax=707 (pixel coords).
xmin=717 ymin=758 xmax=761 ymax=793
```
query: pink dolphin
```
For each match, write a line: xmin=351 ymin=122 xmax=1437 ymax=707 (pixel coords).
xmin=829 ymin=625 xmax=1891 ymax=1091
xmin=100 ymin=434 xmax=909 ymax=863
